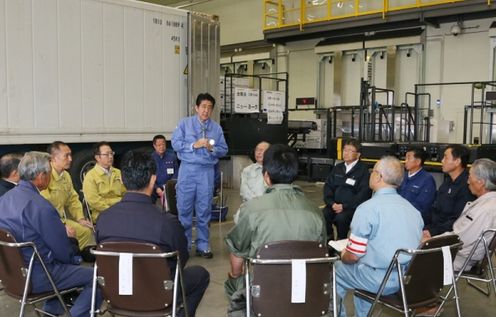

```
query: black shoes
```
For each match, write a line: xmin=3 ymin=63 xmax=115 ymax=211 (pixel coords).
xmin=196 ymin=249 xmax=213 ymax=259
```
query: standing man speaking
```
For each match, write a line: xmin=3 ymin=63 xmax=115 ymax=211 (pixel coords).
xmin=172 ymin=93 xmax=228 ymax=258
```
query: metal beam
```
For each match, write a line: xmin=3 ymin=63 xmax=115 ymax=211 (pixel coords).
xmin=264 ymin=1 xmax=496 ymax=44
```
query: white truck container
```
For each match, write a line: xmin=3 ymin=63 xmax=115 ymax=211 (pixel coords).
xmin=0 ymin=0 xmax=220 ymax=188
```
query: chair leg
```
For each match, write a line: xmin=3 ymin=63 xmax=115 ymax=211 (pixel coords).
xmin=33 ymin=249 xmax=72 ymax=317
xmin=245 ymin=263 xmax=251 ymax=317
xmin=467 ymin=279 xmax=491 ymax=296
xmin=437 ymin=283 xmax=455 ymax=313
xmin=332 ymin=265 xmax=337 ymax=317
xmin=34 ymin=309 xmax=57 ymax=317
xmin=450 ymin=273 xmax=462 ymax=317
xmin=178 ymin=265 xmax=189 ymax=317
xmin=172 ymin=267 xmax=179 ymax=317
xmin=32 ymin=306 xmax=43 ymax=317
xmin=20 ymin=255 xmax=37 ymax=317
xmin=488 ymin=261 xmax=496 ymax=295
xmin=90 ymin=263 xmax=98 ymax=317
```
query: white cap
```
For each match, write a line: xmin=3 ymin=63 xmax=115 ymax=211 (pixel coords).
xmin=209 ymin=139 xmax=215 ymax=146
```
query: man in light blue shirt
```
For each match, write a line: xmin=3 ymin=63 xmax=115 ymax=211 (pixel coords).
xmin=335 ymin=156 xmax=423 ymax=317
xmin=172 ymin=93 xmax=228 ymax=258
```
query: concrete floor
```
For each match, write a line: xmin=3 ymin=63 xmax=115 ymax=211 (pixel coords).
xmin=1 ymin=181 xmax=495 ymax=316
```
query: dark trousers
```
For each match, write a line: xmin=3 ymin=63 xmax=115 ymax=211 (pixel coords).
xmin=31 ymin=263 xmax=102 ymax=317
xmin=179 ymin=265 xmax=210 ymax=317
xmin=323 ymin=207 xmax=355 ymax=240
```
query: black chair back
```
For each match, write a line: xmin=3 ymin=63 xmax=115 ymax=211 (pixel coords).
xmin=0 ymin=229 xmax=31 ymax=298
xmin=401 ymin=234 xmax=461 ymax=305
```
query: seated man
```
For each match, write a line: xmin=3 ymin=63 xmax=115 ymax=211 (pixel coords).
xmin=323 ymin=138 xmax=371 ymax=240
xmin=335 ymin=156 xmax=423 ymax=317
xmin=398 ymin=146 xmax=437 ymax=224
xmin=240 ymin=141 xmax=270 ymax=202
xmin=234 ymin=141 xmax=270 ymax=223
xmin=41 ymin=141 xmax=94 ymax=257
xmin=95 ymin=150 xmax=209 ymax=317
xmin=225 ymin=144 xmax=326 ymax=316
xmin=0 ymin=153 xmax=22 ymax=197
xmin=452 ymin=158 xmax=496 ymax=271
xmin=82 ymin=141 xmax=126 ymax=222
xmin=0 ymin=152 xmax=101 ymax=317
xmin=151 ymin=134 xmax=178 ymax=205
xmin=423 ymin=144 xmax=475 ymax=240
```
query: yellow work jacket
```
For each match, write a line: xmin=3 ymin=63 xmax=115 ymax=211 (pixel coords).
xmin=41 ymin=167 xmax=84 ymax=223
xmin=82 ymin=165 xmax=126 ymax=221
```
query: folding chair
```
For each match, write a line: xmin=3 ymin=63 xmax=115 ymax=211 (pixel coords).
xmin=354 ymin=234 xmax=463 ymax=317
xmin=165 ymin=179 xmax=178 ymax=215
xmin=245 ymin=240 xmax=338 ymax=317
xmin=80 ymin=192 xmax=96 ymax=228
xmin=211 ymin=171 xmax=228 ymax=223
xmin=90 ymin=241 xmax=187 ymax=317
xmin=456 ymin=228 xmax=496 ymax=296
xmin=0 ymin=229 xmax=80 ymax=317
xmin=438 ymin=228 xmax=496 ymax=312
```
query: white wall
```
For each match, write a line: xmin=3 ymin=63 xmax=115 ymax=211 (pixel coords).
xmin=190 ymin=0 xmax=263 ymax=45
xmin=424 ymin=18 xmax=493 ymax=143
xmin=286 ymin=40 xmax=320 ymax=107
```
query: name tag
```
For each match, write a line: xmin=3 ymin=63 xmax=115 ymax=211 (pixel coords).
xmin=345 ymin=178 xmax=356 ymax=186
xmin=167 ymin=168 xmax=174 ymax=175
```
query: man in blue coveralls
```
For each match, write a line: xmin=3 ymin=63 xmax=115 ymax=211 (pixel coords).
xmin=172 ymin=93 xmax=228 ymax=258
xmin=151 ymin=134 xmax=178 ymax=205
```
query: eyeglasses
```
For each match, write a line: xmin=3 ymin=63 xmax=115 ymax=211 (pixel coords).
xmin=98 ymin=151 xmax=115 ymax=157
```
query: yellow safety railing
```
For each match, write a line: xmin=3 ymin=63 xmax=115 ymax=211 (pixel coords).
xmin=264 ymin=0 xmax=491 ymax=31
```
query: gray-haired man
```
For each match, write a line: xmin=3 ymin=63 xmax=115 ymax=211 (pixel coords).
xmin=335 ymin=156 xmax=423 ymax=317
xmin=0 ymin=151 xmax=101 ymax=317
xmin=453 ymin=158 xmax=496 ymax=271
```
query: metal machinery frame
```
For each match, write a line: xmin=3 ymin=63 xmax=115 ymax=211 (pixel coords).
xmin=358 ymin=79 xmax=397 ymax=142
xmin=463 ymin=81 xmax=496 ymax=144
xmin=220 ymin=72 xmax=289 ymax=156
xmin=329 ymin=80 xmax=432 ymax=144
xmin=263 ymin=0 xmax=480 ymax=31
xmin=413 ymin=80 xmax=496 ymax=145
xmin=326 ymin=80 xmax=496 ymax=169
xmin=401 ymin=92 xmax=432 ymax=142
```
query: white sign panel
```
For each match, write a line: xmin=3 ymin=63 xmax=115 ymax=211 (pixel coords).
xmin=264 ymin=90 xmax=285 ymax=124
xmin=234 ymin=87 xmax=259 ymax=113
